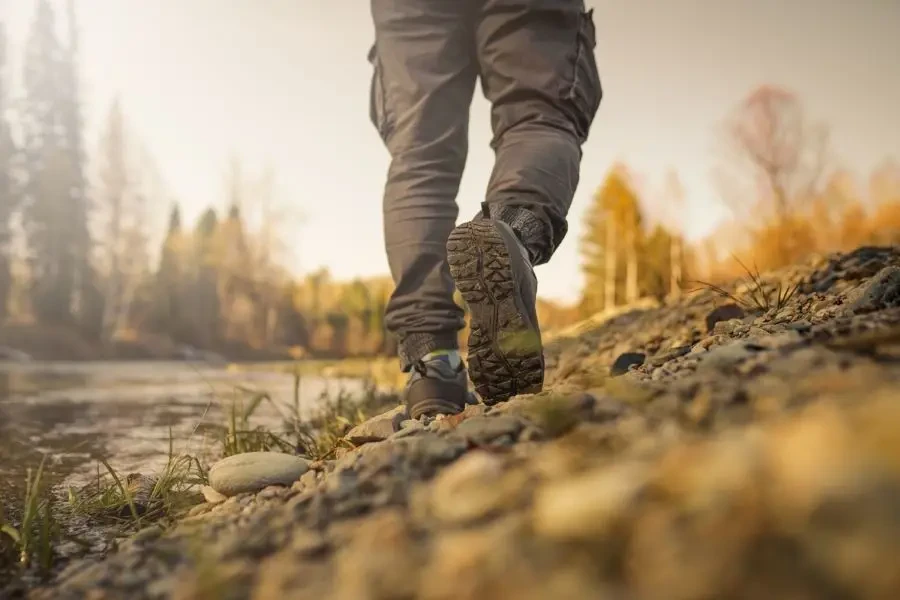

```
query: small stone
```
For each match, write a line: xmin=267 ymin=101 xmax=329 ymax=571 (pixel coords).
xmin=201 ymin=485 xmax=228 ymax=504
xmin=706 ymin=303 xmax=746 ymax=333
xmin=345 ymin=405 xmax=407 ymax=445
xmin=610 ymin=352 xmax=646 ymax=377
xmin=208 ymin=452 xmax=310 ymax=497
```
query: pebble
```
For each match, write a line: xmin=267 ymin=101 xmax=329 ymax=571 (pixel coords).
xmin=208 ymin=452 xmax=310 ymax=497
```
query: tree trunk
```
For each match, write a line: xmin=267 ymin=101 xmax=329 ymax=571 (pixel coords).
xmin=670 ymin=235 xmax=682 ymax=298
xmin=603 ymin=217 xmax=616 ymax=310
xmin=625 ymin=224 xmax=638 ymax=303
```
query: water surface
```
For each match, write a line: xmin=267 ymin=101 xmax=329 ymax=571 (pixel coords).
xmin=0 ymin=361 xmax=361 ymax=507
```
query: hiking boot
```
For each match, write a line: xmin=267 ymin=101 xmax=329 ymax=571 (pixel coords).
xmin=403 ymin=353 xmax=472 ymax=419
xmin=446 ymin=218 xmax=544 ymax=404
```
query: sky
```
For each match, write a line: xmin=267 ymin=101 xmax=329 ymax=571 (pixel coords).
xmin=1 ymin=0 xmax=899 ymax=303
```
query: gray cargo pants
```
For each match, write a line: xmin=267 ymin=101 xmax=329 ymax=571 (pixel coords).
xmin=369 ymin=0 xmax=602 ymax=370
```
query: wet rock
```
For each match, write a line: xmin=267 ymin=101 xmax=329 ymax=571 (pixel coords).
xmin=208 ymin=452 xmax=310 ymax=497
xmin=345 ymin=404 xmax=407 ymax=446
xmin=610 ymin=352 xmax=645 ymax=376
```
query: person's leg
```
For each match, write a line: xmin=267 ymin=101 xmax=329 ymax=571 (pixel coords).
xmin=447 ymin=0 xmax=602 ymax=402
xmin=369 ymin=0 xmax=479 ymax=416
xmin=478 ymin=0 xmax=601 ymax=265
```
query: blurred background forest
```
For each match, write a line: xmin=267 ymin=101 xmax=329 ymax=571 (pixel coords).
xmin=0 ymin=1 xmax=898 ymax=361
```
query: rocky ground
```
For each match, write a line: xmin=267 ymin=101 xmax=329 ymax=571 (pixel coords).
xmin=25 ymin=246 xmax=900 ymax=599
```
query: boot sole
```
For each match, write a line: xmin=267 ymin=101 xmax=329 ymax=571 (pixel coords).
xmin=447 ymin=220 xmax=544 ymax=403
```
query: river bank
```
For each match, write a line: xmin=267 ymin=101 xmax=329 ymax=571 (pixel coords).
xmin=14 ymin=245 xmax=900 ymax=599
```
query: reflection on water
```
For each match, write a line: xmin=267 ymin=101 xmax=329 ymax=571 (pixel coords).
xmin=0 ymin=361 xmax=361 ymax=507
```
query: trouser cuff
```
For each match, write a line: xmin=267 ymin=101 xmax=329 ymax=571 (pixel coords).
xmin=398 ymin=332 xmax=459 ymax=371
xmin=479 ymin=202 xmax=556 ymax=266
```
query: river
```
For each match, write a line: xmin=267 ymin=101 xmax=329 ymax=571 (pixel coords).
xmin=0 ymin=360 xmax=363 ymax=510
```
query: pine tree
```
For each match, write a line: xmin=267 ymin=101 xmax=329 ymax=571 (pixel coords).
xmin=95 ymin=98 xmax=149 ymax=340
xmin=20 ymin=0 xmax=94 ymax=326
xmin=580 ymin=165 xmax=643 ymax=313
xmin=153 ymin=203 xmax=185 ymax=338
xmin=0 ymin=18 xmax=17 ymax=320
xmin=61 ymin=0 xmax=96 ymax=330
xmin=190 ymin=207 xmax=221 ymax=347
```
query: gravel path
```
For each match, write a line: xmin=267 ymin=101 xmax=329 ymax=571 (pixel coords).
xmin=28 ymin=245 xmax=900 ymax=600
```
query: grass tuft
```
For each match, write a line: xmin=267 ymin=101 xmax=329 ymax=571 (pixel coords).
xmin=68 ymin=429 xmax=206 ymax=531
xmin=690 ymin=255 xmax=799 ymax=314
xmin=212 ymin=373 xmax=399 ymax=461
xmin=1 ymin=455 xmax=59 ymax=572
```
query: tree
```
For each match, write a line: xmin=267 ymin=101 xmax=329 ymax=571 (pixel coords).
xmin=20 ymin=0 xmax=94 ymax=326
xmin=60 ymin=0 xmax=96 ymax=331
xmin=719 ymin=86 xmax=828 ymax=218
xmin=580 ymin=165 xmax=644 ymax=313
xmin=662 ymin=171 xmax=686 ymax=297
xmin=715 ymin=86 xmax=829 ymax=265
xmin=188 ymin=207 xmax=222 ymax=347
xmin=95 ymin=98 xmax=150 ymax=341
xmin=869 ymin=159 xmax=900 ymax=207
xmin=0 ymin=18 xmax=17 ymax=320
xmin=152 ymin=203 xmax=187 ymax=338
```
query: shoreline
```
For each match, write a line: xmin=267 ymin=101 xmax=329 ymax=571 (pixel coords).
xmin=9 ymin=245 xmax=900 ymax=599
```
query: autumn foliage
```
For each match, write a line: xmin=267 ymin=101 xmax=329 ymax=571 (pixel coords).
xmin=578 ymin=85 xmax=900 ymax=313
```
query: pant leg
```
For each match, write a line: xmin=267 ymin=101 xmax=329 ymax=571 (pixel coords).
xmin=474 ymin=0 xmax=602 ymax=266
xmin=369 ymin=0 xmax=479 ymax=370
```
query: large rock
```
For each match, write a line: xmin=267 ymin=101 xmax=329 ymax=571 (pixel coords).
xmin=208 ymin=452 xmax=310 ymax=497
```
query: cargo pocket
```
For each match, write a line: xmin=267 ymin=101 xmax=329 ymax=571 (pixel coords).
xmin=564 ymin=9 xmax=602 ymax=143
xmin=368 ymin=43 xmax=392 ymax=142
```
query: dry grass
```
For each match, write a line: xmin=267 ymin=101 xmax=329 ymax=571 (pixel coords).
xmin=691 ymin=255 xmax=799 ymax=314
